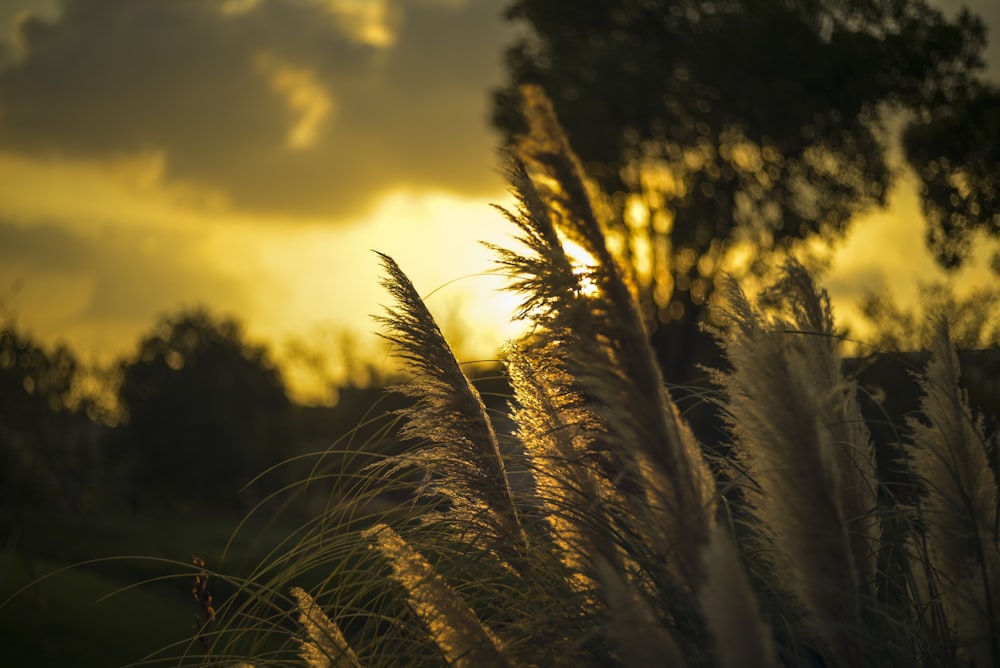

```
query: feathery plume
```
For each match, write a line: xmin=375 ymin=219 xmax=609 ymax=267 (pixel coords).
xmin=595 ymin=556 xmax=688 ymax=668
xmin=494 ymin=87 xmax=716 ymax=586
xmin=290 ymin=587 xmax=362 ymax=668
xmin=908 ymin=319 xmax=999 ymax=665
xmin=760 ymin=262 xmax=881 ymax=584
xmin=374 ymin=252 xmax=527 ymax=563
xmin=365 ymin=524 xmax=513 ymax=668
xmin=505 ymin=345 xmax=621 ymax=582
xmin=713 ymin=264 xmax=866 ymax=665
xmin=698 ymin=525 xmax=778 ymax=668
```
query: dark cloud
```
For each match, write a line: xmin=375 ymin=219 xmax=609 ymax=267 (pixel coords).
xmin=0 ymin=0 xmax=512 ymax=219
xmin=0 ymin=219 xmax=252 ymax=325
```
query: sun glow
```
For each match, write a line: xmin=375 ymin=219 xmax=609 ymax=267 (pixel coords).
xmin=558 ymin=237 xmax=601 ymax=298
xmin=0 ymin=146 xmax=525 ymax=403
xmin=219 ymin=0 xmax=259 ymax=16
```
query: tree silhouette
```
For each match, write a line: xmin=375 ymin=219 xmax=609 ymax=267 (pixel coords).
xmin=904 ymin=85 xmax=1000 ymax=269
xmin=0 ymin=321 xmax=100 ymax=513
xmin=493 ymin=0 xmax=999 ymax=381
xmin=118 ymin=308 xmax=289 ymax=511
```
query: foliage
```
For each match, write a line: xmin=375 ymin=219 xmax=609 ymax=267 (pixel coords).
xmin=904 ymin=85 xmax=1000 ymax=270
xmin=0 ymin=511 xmax=308 ymax=668
xmin=492 ymin=0 xmax=1000 ymax=382
xmin=191 ymin=88 xmax=999 ymax=667
xmin=0 ymin=319 xmax=105 ymax=512
xmin=858 ymin=281 xmax=1000 ymax=351
xmin=117 ymin=308 xmax=290 ymax=511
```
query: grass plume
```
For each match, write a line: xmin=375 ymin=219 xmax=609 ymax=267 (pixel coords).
xmin=373 ymin=251 xmax=528 ymax=566
xmin=712 ymin=265 xmax=875 ymax=665
xmin=698 ymin=525 xmax=778 ymax=668
xmin=365 ymin=524 xmax=512 ymax=668
xmin=184 ymin=86 xmax=998 ymax=668
xmin=495 ymin=85 xmax=716 ymax=589
xmin=291 ymin=586 xmax=361 ymax=668
xmin=908 ymin=319 xmax=1000 ymax=665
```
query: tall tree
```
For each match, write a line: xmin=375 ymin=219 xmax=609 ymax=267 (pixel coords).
xmin=904 ymin=85 xmax=1000 ymax=269
xmin=493 ymin=0 xmax=999 ymax=381
xmin=118 ymin=308 xmax=289 ymax=511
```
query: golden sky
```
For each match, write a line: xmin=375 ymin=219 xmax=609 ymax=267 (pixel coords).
xmin=0 ymin=0 xmax=998 ymax=402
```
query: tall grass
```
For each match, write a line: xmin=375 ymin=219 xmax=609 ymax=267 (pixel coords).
xmin=191 ymin=86 xmax=999 ymax=667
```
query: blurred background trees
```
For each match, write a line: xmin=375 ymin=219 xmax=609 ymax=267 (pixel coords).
xmin=0 ymin=305 xmax=416 ymax=518
xmin=493 ymin=0 xmax=1000 ymax=383
xmin=0 ymin=321 xmax=102 ymax=515
xmin=116 ymin=309 xmax=290 ymax=512
xmin=858 ymin=281 xmax=1000 ymax=351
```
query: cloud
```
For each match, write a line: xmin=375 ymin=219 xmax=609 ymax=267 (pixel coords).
xmin=253 ymin=50 xmax=335 ymax=150
xmin=0 ymin=219 xmax=253 ymax=347
xmin=0 ymin=0 xmax=512 ymax=220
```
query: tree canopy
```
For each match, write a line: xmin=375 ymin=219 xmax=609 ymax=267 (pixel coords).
xmin=494 ymin=0 xmax=1000 ymax=349
xmin=118 ymin=308 xmax=290 ymax=510
xmin=0 ymin=320 xmax=101 ymax=512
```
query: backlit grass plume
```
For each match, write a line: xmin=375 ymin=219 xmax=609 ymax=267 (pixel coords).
xmin=712 ymin=265 xmax=877 ymax=666
xmin=365 ymin=524 xmax=512 ymax=668
xmin=373 ymin=251 xmax=528 ymax=566
xmin=908 ymin=320 xmax=1000 ymax=665
xmin=291 ymin=586 xmax=361 ymax=668
xmin=698 ymin=525 xmax=778 ymax=668
xmin=494 ymin=86 xmax=717 ymax=590
xmin=191 ymin=86 xmax=998 ymax=668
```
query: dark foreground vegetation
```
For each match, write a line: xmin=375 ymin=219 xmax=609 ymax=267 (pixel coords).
xmin=0 ymin=306 xmax=512 ymax=666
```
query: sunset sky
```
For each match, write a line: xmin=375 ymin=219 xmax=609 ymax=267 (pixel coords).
xmin=1 ymin=0 xmax=998 ymax=402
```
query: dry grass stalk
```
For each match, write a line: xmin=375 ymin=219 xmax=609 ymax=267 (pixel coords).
xmin=714 ymin=266 xmax=867 ymax=665
xmin=908 ymin=319 xmax=1000 ymax=665
xmin=191 ymin=555 xmax=217 ymax=654
xmin=374 ymin=252 xmax=528 ymax=564
xmin=291 ymin=586 xmax=362 ymax=668
xmin=364 ymin=524 xmax=512 ymax=668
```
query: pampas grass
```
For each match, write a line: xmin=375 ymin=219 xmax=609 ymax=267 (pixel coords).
xmin=372 ymin=251 xmax=528 ymax=567
xmin=711 ymin=266 xmax=875 ymax=666
xmin=290 ymin=586 xmax=360 ymax=668
xmin=698 ymin=525 xmax=778 ymax=668
xmin=365 ymin=524 xmax=512 ymax=668
xmin=185 ymin=86 xmax=998 ymax=668
xmin=908 ymin=320 xmax=1000 ymax=665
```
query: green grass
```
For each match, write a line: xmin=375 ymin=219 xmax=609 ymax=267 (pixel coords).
xmin=0 ymin=511 xmax=313 ymax=667
xmin=0 ymin=554 xmax=193 ymax=667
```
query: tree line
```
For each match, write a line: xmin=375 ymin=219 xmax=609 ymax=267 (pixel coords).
xmin=0 ymin=309 xmax=386 ymax=516
xmin=0 ymin=308 xmax=516 ymax=518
